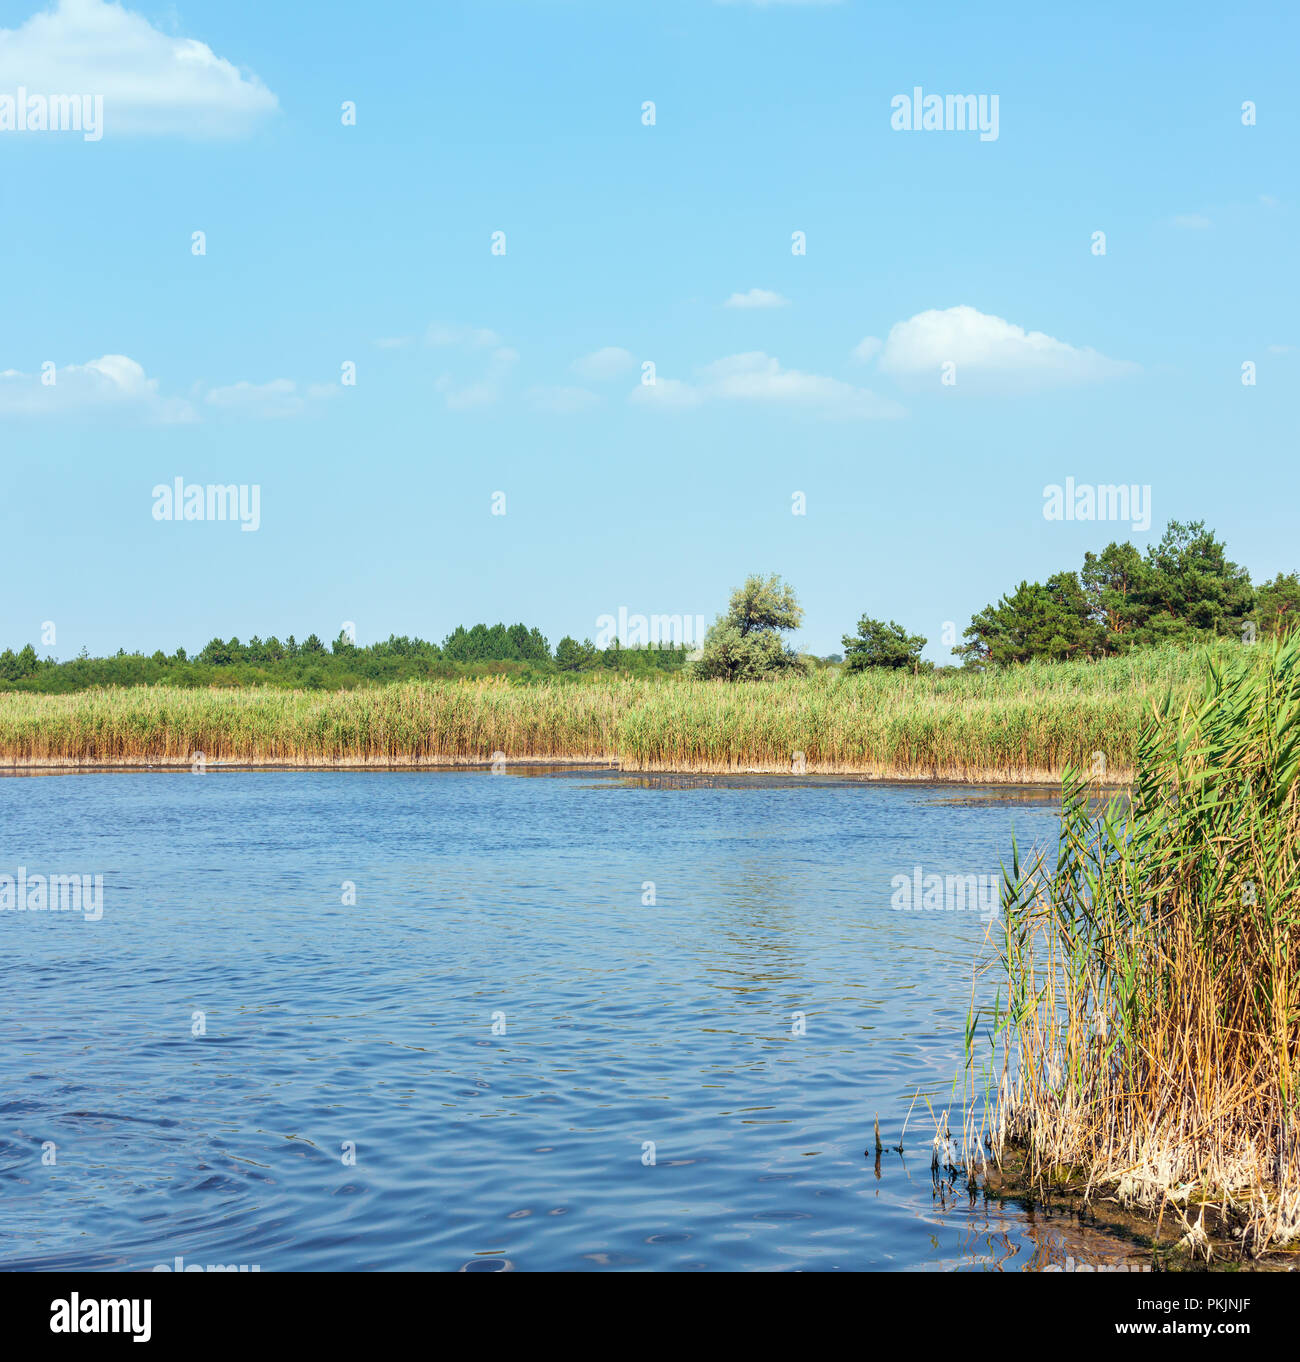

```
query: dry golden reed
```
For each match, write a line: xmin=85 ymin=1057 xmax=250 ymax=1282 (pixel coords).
xmin=961 ymin=634 xmax=1300 ymax=1258
xmin=0 ymin=647 xmax=1207 ymax=778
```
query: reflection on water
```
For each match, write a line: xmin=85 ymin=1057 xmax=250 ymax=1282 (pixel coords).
xmin=0 ymin=769 xmax=1145 ymax=1270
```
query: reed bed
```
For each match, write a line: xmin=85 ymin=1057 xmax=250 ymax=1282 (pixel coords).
xmin=0 ymin=680 xmax=621 ymax=767
xmin=960 ymin=634 xmax=1300 ymax=1258
xmin=0 ymin=646 xmax=1210 ymax=778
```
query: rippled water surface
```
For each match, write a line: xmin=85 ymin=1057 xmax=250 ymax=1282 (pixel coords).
xmin=1 ymin=769 xmax=1146 ymax=1271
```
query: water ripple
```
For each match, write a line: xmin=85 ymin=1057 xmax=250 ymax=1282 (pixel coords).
xmin=0 ymin=771 xmax=1144 ymax=1271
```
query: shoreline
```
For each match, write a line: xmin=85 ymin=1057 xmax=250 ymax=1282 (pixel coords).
xmin=981 ymin=1151 xmax=1294 ymax=1270
xmin=0 ymin=752 xmax=1134 ymax=783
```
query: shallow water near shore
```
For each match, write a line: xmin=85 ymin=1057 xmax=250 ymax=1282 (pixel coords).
xmin=0 ymin=769 xmax=1148 ymax=1270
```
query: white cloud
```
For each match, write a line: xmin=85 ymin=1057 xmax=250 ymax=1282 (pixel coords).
xmin=374 ymin=336 xmax=413 ymax=350
xmin=525 ymin=384 xmax=599 ymax=414
xmin=0 ymin=0 xmax=277 ymax=137
xmin=702 ymin=352 xmax=899 ymax=416
xmin=1172 ymin=213 xmax=1212 ymax=230
xmin=851 ymin=336 xmax=882 ymax=363
xmin=724 ymin=288 xmax=789 ymax=309
xmin=631 ymin=351 xmax=903 ymax=419
xmin=1266 ymin=344 xmax=1294 ymax=355
xmin=878 ymin=306 xmax=1137 ymax=387
xmin=1 ymin=354 xmax=340 ymax=422
xmin=628 ymin=376 xmax=704 ymax=411
xmin=0 ymin=353 xmax=194 ymax=421
xmin=205 ymin=378 xmax=335 ymax=419
xmin=434 ymin=375 xmax=500 ymax=410
xmin=205 ymin=377 xmax=294 ymax=408
xmin=425 ymin=326 xmax=518 ymax=409
xmin=425 ymin=322 xmax=502 ymax=350
xmin=571 ymin=346 xmax=636 ymax=381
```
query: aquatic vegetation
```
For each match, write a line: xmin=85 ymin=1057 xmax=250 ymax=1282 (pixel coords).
xmin=0 ymin=644 xmax=1220 ymax=777
xmin=963 ymin=633 xmax=1300 ymax=1257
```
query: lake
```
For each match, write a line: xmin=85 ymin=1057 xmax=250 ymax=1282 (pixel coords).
xmin=0 ymin=769 xmax=1147 ymax=1271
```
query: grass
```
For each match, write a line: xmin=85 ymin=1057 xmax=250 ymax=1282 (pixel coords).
xmin=0 ymin=645 xmax=1219 ymax=777
xmin=960 ymin=633 xmax=1300 ymax=1258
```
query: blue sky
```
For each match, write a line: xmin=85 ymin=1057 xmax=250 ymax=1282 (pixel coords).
xmin=1 ymin=0 xmax=1295 ymax=661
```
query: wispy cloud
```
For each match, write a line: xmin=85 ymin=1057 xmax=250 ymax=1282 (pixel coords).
xmin=724 ymin=288 xmax=789 ymax=309
xmin=630 ymin=351 xmax=903 ymax=419
xmin=1172 ymin=213 xmax=1212 ymax=230
xmin=205 ymin=378 xmax=336 ymax=420
xmin=571 ymin=346 xmax=636 ymax=381
xmin=0 ymin=0 xmax=277 ymax=137
xmin=428 ymin=327 xmax=518 ymax=409
xmin=425 ymin=322 xmax=503 ymax=350
xmin=525 ymin=385 xmax=599 ymax=414
xmin=434 ymin=376 xmax=501 ymax=411
xmin=0 ymin=353 xmax=347 ymax=423
xmin=851 ymin=336 xmax=882 ymax=362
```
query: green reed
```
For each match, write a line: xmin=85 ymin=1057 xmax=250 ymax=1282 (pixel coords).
xmin=963 ymin=634 xmax=1300 ymax=1256
xmin=0 ymin=644 xmax=1214 ymax=778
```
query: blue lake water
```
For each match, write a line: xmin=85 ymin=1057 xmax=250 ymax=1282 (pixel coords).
xmin=0 ymin=769 xmax=1147 ymax=1271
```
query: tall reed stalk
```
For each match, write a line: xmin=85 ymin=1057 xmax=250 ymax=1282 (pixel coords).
xmin=963 ymin=634 xmax=1300 ymax=1257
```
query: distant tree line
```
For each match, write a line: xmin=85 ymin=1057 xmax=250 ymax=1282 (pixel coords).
xmin=0 ymin=624 xmax=688 ymax=693
xmin=5 ymin=520 xmax=1296 ymax=691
